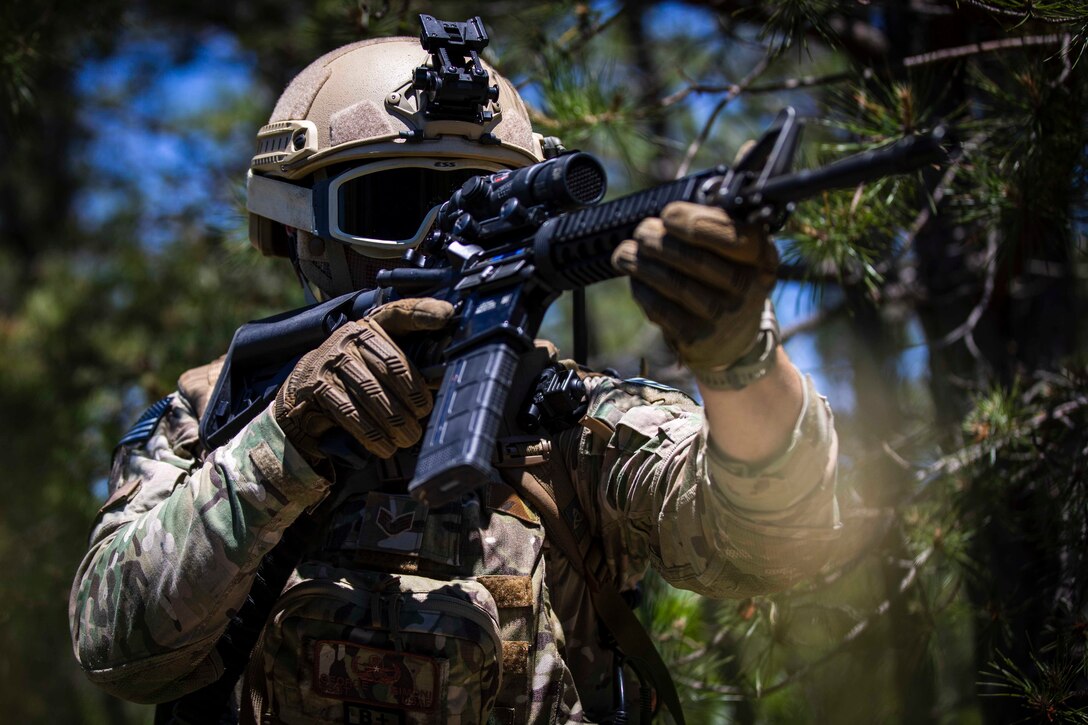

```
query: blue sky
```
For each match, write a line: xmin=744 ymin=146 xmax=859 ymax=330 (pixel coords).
xmin=75 ymin=30 xmax=259 ymax=246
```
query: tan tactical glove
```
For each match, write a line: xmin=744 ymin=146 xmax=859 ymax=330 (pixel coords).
xmin=612 ymin=201 xmax=779 ymax=388
xmin=274 ymin=298 xmax=454 ymax=463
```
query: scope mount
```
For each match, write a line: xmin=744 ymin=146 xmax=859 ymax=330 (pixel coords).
xmin=413 ymin=14 xmax=499 ymax=124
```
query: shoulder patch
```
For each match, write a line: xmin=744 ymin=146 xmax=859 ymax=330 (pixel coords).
xmin=118 ymin=395 xmax=174 ymax=448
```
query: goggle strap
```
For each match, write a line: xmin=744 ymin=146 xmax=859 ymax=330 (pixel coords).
xmin=246 ymin=171 xmax=318 ymax=234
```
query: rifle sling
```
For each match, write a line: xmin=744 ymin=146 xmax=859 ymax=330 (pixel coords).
xmin=503 ymin=467 xmax=686 ymax=725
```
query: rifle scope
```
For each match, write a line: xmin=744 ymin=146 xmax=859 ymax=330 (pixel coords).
xmin=439 ymin=152 xmax=607 ymax=231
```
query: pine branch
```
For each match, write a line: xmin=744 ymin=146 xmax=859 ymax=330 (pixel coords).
xmin=934 ymin=228 xmax=999 ymax=377
xmin=674 ymin=52 xmax=774 ymax=178
xmin=902 ymin=34 xmax=1070 ymax=66
xmin=527 ymin=108 xmax=627 ymax=130
xmin=557 ymin=5 xmax=626 ymax=54
xmin=676 ymin=35 xmax=1068 ymax=99
xmin=891 ymin=394 xmax=1088 ymax=497
xmin=957 ymin=0 xmax=1086 ymax=24
xmin=672 ymin=625 xmax=735 ymax=667
xmin=527 ymin=32 xmax=1066 ymax=147
xmin=673 ymin=676 xmax=746 ymax=699
xmin=897 ymin=133 xmax=975 ymax=254
xmin=780 ymin=301 xmax=847 ymax=341
xmin=744 ymin=69 xmax=863 ymax=95
xmin=754 ymin=546 xmax=936 ymax=698
xmin=1057 ymin=32 xmax=1075 ymax=84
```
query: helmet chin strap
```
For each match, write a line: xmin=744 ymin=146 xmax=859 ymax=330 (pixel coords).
xmin=324 ymin=237 xmax=356 ymax=296
xmin=286 ymin=229 xmax=320 ymax=304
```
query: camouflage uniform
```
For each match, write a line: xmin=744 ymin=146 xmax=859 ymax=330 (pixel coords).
xmin=70 ymin=357 xmax=839 ymax=723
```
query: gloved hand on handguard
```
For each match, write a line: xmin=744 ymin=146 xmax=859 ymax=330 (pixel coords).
xmin=612 ymin=200 xmax=780 ymax=390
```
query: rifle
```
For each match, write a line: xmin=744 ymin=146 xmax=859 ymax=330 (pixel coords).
xmin=199 ymin=107 xmax=951 ymax=508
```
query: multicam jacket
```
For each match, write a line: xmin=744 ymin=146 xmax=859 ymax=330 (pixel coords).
xmin=70 ymin=357 xmax=840 ymax=724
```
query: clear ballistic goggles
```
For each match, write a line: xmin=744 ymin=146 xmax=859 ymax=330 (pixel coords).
xmin=246 ymin=158 xmax=507 ymax=255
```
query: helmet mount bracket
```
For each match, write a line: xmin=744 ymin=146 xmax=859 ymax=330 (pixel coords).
xmin=411 ymin=15 xmax=500 ymax=124
xmin=385 ymin=81 xmax=504 ymax=143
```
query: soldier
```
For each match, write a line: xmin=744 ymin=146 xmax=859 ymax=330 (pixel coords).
xmin=70 ymin=25 xmax=840 ymax=725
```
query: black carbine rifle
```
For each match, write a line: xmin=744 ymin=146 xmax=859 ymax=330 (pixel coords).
xmin=199 ymin=107 xmax=951 ymax=507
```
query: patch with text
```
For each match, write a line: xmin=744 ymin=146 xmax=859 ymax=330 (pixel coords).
xmin=343 ymin=702 xmax=406 ymax=725
xmin=313 ymin=639 xmax=441 ymax=713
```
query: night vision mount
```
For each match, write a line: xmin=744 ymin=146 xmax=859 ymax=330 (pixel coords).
xmin=413 ymin=14 xmax=499 ymax=124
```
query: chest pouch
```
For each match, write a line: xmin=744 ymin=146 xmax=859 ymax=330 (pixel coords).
xmin=254 ymin=564 xmax=503 ymax=725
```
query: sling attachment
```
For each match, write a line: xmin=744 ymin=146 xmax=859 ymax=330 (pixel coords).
xmin=501 ymin=466 xmax=686 ymax=725
xmin=519 ymin=362 xmax=589 ymax=434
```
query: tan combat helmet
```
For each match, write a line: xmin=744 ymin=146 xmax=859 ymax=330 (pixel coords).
xmin=247 ymin=19 xmax=552 ymax=297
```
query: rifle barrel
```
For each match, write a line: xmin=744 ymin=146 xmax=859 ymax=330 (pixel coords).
xmin=755 ymin=127 xmax=950 ymax=206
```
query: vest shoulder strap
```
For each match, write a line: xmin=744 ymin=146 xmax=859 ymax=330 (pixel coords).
xmin=499 ymin=461 xmax=686 ymax=725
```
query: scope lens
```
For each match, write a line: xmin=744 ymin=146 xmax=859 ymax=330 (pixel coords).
xmin=563 ymin=155 xmax=606 ymax=205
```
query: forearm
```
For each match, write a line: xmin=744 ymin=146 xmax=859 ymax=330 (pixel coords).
xmin=699 ymin=346 xmax=803 ymax=465
xmin=69 ymin=405 xmax=328 ymax=702
xmin=655 ymin=369 xmax=840 ymax=597
xmin=577 ymin=371 xmax=839 ymax=599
